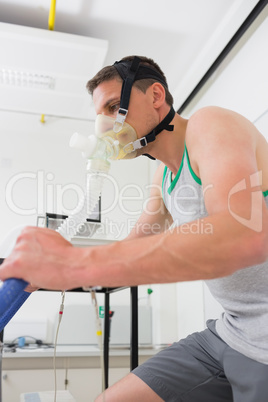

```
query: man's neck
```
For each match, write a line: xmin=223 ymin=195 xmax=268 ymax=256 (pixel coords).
xmin=145 ymin=113 xmax=188 ymax=175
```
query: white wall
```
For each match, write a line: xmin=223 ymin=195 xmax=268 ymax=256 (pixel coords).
xmin=0 ymin=111 xmax=88 ymax=240
xmin=182 ymin=5 xmax=268 ymax=127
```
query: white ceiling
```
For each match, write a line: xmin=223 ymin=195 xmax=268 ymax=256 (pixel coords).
xmin=0 ymin=0 xmax=260 ymax=111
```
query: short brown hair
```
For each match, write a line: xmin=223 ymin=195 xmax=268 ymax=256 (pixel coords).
xmin=86 ymin=55 xmax=173 ymax=106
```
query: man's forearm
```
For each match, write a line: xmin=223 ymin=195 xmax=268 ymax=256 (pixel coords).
xmin=71 ymin=211 xmax=268 ymax=288
xmin=0 ymin=211 xmax=266 ymax=291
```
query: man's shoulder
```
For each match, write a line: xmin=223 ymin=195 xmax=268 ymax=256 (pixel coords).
xmin=185 ymin=106 xmax=256 ymax=151
xmin=184 ymin=106 xmax=260 ymax=181
xmin=187 ymin=106 xmax=240 ymax=132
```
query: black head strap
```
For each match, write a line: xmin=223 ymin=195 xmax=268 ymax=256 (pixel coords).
xmin=144 ymin=106 xmax=175 ymax=145
xmin=113 ymin=57 xmax=168 ymax=113
xmin=139 ymin=106 xmax=175 ymax=160
xmin=114 ymin=57 xmax=141 ymax=112
xmin=114 ymin=58 xmax=168 ymax=88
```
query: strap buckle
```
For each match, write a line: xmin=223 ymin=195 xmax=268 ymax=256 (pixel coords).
xmin=113 ymin=108 xmax=128 ymax=133
xmin=123 ymin=136 xmax=148 ymax=154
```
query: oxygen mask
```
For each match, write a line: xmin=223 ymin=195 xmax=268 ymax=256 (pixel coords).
xmin=70 ymin=114 xmax=139 ymax=163
xmin=95 ymin=114 xmax=138 ymax=160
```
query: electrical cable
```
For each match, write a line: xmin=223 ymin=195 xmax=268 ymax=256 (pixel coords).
xmin=52 ymin=290 xmax=105 ymax=401
xmin=64 ymin=365 xmax=69 ymax=390
xmin=4 ymin=336 xmax=54 ymax=351
xmin=89 ymin=290 xmax=106 ymax=402
xmin=53 ymin=291 xmax=65 ymax=402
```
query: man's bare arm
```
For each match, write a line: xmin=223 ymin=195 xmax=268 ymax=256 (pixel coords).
xmin=0 ymin=206 xmax=266 ymax=290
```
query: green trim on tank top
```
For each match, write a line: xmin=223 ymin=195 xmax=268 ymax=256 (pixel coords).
xmin=185 ymin=146 xmax=202 ymax=185
xmin=162 ymin=145 xmax=267 ymax=197
xmin=162 ymin=165 xmax=168 ymax=197
xmin=167 ymin=147 xmax=186 ymax=195
xmin=162 ymin=145 xmax=199 ymax=196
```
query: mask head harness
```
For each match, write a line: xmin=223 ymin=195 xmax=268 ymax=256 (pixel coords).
xmin=113 ymin=57 xmax=175 ymax=159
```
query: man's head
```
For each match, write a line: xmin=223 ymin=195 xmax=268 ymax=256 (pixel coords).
xmin=87 ymin=56 xmax=175 ymax=160
xmin=86 ymin=55 xmax=173 ymax=107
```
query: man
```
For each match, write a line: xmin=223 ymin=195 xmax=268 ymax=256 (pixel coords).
xmin=0 ymin=56 xmax=268 ymax=401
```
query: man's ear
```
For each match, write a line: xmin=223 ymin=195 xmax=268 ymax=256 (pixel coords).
xmin=152 ymin=82 xmax=166 ymax=108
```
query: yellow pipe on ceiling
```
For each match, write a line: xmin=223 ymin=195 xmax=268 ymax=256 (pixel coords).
xmin=48 ymin=0 xmax=57 ymax=31
xmin=40 ymin=0 xmax=56 ymax=122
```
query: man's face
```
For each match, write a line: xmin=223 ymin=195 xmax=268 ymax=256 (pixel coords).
xmin=93 ymin=78 xmax=159 ymax=140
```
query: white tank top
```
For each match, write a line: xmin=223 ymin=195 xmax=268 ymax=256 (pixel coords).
xmin=162 ymin=145 xmax=268 ymax=364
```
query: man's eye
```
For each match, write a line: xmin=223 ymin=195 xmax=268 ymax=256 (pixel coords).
xmin=109 ymin=104 xmax=119 ymax=113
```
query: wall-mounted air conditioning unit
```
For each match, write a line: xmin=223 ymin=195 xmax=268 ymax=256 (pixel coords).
xmin=0 ymin=22 xmax=108 ymax=120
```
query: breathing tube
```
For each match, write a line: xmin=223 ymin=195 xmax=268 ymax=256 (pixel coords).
xmin=57 ymin=134 xmax=111 ymax=241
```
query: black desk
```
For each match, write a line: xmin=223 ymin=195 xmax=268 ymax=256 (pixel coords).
xmin=97 ymin=286 xmax=139 ymax=389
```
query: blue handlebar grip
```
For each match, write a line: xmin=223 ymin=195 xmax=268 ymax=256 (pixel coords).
xmin=0 ymin=278 xmax=30 ymax=332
